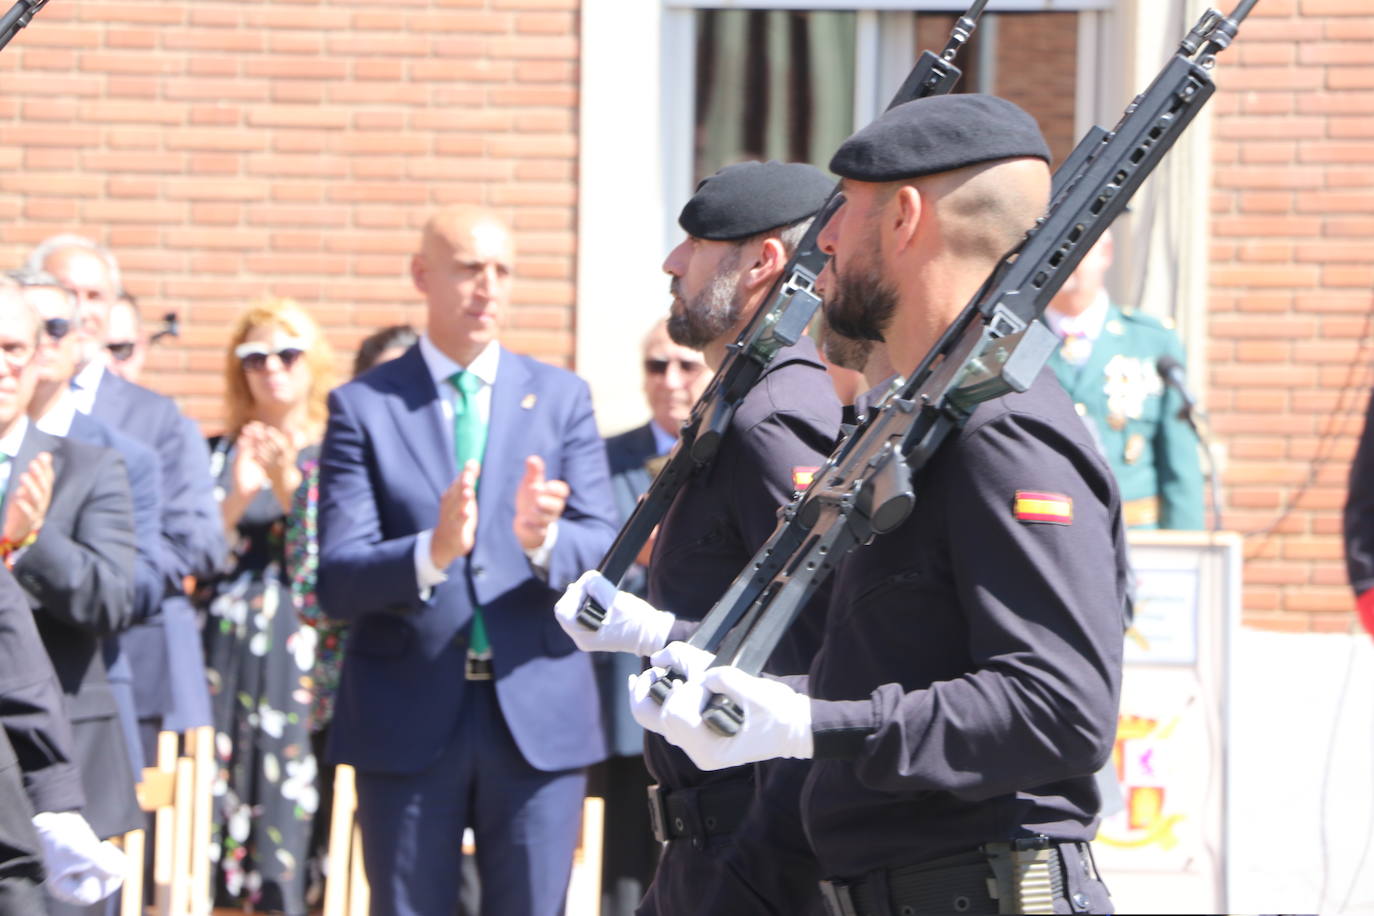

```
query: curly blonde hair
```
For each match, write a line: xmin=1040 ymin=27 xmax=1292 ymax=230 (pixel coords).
xmin=223 ymin=297 xmax=335 ymax=439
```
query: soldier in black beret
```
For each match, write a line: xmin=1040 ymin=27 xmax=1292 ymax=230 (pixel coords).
xmin=557 ymin=160 xmax=842 ymax=915
xmin=631 ymin=95 xmax=1126 ymax=915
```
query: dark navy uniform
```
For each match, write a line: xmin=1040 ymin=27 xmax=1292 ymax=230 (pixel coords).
xmin=1046 ymin=302 xmax=1203 ymax=530
xmin=1343 ymin=387 xmax=1374 ymax=637
xmin=799 ymin=370 xmax=1125 ymax=913
xmin=641 ymin=336 xmax=840 ymax=916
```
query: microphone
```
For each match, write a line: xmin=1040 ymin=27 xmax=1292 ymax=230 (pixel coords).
xmin=1156 ymin=355 xmax=1198 ymax=420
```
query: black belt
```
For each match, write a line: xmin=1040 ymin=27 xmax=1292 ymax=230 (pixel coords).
xmin=820 ymin=839 xmax=1101 ymax=916
xmin=646 ymin=777 xmax=754 ymax=848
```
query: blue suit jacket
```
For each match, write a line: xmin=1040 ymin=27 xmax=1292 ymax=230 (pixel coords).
xmin=88 ymin=369 xmax=220 ymax=731
xmin=67 ymin=410 xmax=164 ymax=774
xmin=317 ymin=343 xmax=616 ymax=774
xmin=595 ymin=422 xmax=658 ymax=759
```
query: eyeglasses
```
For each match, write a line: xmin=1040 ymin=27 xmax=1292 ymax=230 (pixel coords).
xmin=644 ymin=357 xmax=706 ymax=377
xmin=42 ymin=317 xmax=71 ymax=341
xmin=235 ymin=341 xmax=307 ymax=373
xmin=106 ymin=341 xmax=136 ymax=361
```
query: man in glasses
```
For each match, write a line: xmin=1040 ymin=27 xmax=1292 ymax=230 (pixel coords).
xmin=557 ymin=161 xmax=843 ymax=915
xmin=101 ymin=294 xmax=147 ymax=384
xmin=0 ymin=277 xmax=139 ymax=914
xmin=589 ymin=317 xmax=710 ymax=916
xmin=11 ymin=266 xmax=167 ymax=761
xmin=27 ymin=235 xmax=223 ymax=768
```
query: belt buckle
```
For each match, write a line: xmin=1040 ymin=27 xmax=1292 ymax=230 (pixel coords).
xmin=465 ymin=653 xmax=493 ymax=681
xmin=818 ymin=880 xmax=859 ymax=916
xmin=646 ymin=784 xmax=669 ymax=844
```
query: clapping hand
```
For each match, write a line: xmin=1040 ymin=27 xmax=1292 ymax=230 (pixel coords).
xmin=514 ymin=455 xmax=569 ymax=551
xmin=3 ymin=452 xmax=54 ymax=547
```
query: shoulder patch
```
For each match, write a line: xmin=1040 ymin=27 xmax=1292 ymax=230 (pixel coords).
xmin=1013 ymin=490 xmax=1073 ymax=525
xmin=792 ymin=466 xmax=819 ymax=490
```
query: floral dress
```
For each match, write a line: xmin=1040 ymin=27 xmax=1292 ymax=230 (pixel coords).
xmin=202 ymin=439 xmax=320 ymax=916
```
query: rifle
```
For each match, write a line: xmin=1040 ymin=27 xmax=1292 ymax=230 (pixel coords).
xmin=576 ymin=0 xmax=990 ymax=630
xmin=654 ymin=0 xmax=1258 ymax=734
xmin=0 ymin=0 xmax=48 ymax=53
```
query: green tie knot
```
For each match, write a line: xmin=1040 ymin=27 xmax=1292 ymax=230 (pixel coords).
xmin=450 ymin=370 xmax=481 ymax=399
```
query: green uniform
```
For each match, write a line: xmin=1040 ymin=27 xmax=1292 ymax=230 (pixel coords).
xmin=1046 ymin=303 xmax=1204 ymax=530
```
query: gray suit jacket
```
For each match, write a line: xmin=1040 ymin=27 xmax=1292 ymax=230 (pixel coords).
xmin=8 ymin=428 xmax=140 ymax=839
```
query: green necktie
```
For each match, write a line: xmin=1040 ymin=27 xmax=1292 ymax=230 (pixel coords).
xmin=450 ymin=370 xmax=492 ymax=656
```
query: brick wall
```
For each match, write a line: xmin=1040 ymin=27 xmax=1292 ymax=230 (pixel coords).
xmin=1207 ymin=0 xmax=1374 ymax=629
xmin=0 ymin=0 xmax=580 ymax=426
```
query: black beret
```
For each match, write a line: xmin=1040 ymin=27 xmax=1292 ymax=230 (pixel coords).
xmin=829 ymin=94 xmax=1051 ymax=183
xmin=678 ymin=160 xmax=833 ymax=241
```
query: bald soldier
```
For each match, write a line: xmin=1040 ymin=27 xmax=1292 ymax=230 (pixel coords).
xmin=317 ymin=205 xmax=617 ymax=916
xmin=632 ymin=95 xmax=1126 ymax=914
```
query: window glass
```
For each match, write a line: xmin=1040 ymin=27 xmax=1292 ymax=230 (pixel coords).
xmin=693 ymin=10 xmax=857 ymax=184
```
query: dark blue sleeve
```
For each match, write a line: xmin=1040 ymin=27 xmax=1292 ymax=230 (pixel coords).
xmin=541 ymin=378 xmax=618 ymax=590
xmin=316 ymin=388 xmax=430 ymax=620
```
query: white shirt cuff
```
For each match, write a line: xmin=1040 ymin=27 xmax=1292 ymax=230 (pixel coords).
xmin=414 ymin=530 xmax=449 ymax=597
xmin=523 ymin=520 xmax=559 ymax=578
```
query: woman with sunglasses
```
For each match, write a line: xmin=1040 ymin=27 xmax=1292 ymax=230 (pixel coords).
xmin=201 ymin=297 xmax=336 ymax=916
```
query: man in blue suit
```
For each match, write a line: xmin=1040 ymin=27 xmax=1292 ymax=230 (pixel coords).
xmin=317 ymin=205 xmax=617 ymax=916
xmin=29 ymin=235 xmax=223 ymax=759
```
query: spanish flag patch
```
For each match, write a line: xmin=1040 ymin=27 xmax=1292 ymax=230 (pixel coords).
xmin=1013 ymin=490 xmax=1073 ymax=525
xmin=792 ymin=466 xmax=819 ymax=490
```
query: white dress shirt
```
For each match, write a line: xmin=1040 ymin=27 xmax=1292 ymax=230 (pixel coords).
xmin=68 ymin=360 xmax=105 ymax=417
xmin=0 ymin=416 xmax=30 ymax=497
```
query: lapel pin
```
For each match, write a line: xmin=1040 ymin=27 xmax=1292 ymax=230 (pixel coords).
xmin=521 ymin=393 xmax=537 ymax=410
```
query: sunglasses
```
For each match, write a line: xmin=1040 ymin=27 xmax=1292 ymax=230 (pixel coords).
xmin=106 ymin=340 xmax=136 ymax=362
xmin=644 ymin=357 xmax=705 ymax=377
xmin=42 ymin=317 xmax=71 ymax=341
xmin=235 ymin=341 xmax=307 ymax=372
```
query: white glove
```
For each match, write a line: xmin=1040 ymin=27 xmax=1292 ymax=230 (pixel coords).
xmin=627 ymin=641 xmax=719 ymax=733
xmin=554 ymin=570 xmax=675 ymax=656
xmin=630 ymin=662 xmax=813 ymax=771
xmin=32 ymin=811 xmax=127 ymax=906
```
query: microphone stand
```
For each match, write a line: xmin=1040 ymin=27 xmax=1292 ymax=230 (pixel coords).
xmin=1180 ymin=402 xmax=1224 ymax=532
xmin=0 ymin=0 xmax=48 ymax=53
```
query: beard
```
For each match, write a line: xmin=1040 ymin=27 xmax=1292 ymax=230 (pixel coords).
xmin=822 ymin=253 xmax=898 ymax=344
xmin=818 ymin=315 xmax=873 ymax=372
xmin=666 ymin=251 xmax=747 ymax=350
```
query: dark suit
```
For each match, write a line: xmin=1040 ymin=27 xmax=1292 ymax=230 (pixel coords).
xmin=65 ymin=411 xmax=164 ymax=775
xmin=0 ymin=565 xmax=84 ymax=914
xmin=318 ymin=342 xmax=617 ymax=916
xmin=86 ymin=369 xmax=219 ymax=743
xmin=8 ymin=427 xmax=139 ymax=841
xmin=589 ymin=423 xmax=661 ymax=916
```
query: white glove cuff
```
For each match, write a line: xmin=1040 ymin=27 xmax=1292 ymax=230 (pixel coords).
xmin=783 ymin=691 xmax=815 ymax=759
xmin=635 ymin=608 xmax=676 ymax=658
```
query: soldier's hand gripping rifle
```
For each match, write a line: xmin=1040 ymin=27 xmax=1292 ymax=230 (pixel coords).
xmin=653 ymin=0 xmax=1257 ymax=733
xmin=576 ymin=0 xmax=990 ymax=630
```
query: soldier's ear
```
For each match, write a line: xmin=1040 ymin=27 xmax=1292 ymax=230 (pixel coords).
xmin=743 ymin=237 xmax=788 ymax=292
xmin=890 ymin=185 xmax=923 ymax=254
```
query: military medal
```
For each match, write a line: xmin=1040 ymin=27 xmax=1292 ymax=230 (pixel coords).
xmin=1107 ymin=411 xmax=1127 ymax=431
xmin=1123 ymin=433 xmax=1146 ymax=465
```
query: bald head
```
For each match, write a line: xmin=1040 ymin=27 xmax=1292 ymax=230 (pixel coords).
xmin=412 ymin=205 xmax=515 ymax=365
xmin=904 ymin=157 xmax=1050 ymax=267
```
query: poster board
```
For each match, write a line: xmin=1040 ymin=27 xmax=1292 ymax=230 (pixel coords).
xmin=1092 ymin=530 xmax=1242 ymax=914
